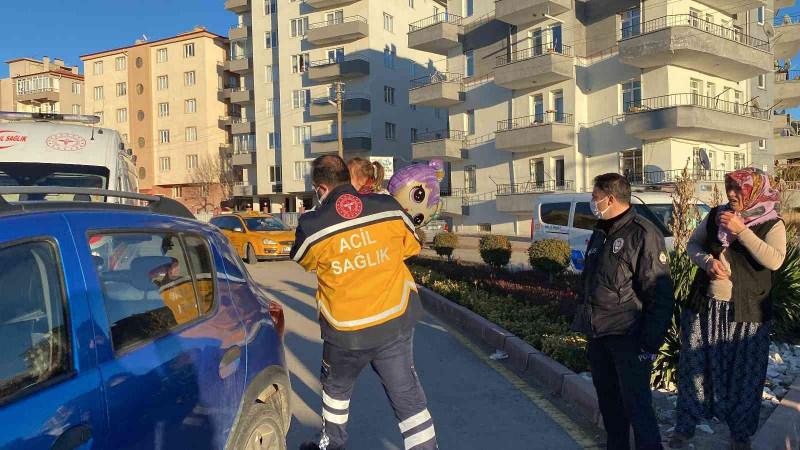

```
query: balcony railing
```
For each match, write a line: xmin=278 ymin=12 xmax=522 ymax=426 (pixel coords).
xmin=17 ymin=87 xmax=59 ymax=95
xmin=311 ymin=131 xmax=371 ymax=142
xmin=440 ymin=187 xmax=469 ymax=197
xmin=408 ymin=12 xmax=463 ymax=32
xmin=496 ymin=180 xmax=575 ymax=195
xmin=229 ymin=54 xmax=250 ymax=61
xmin=410 ymin=72 xmax=464 ymax=89
xmin=231 ymin=117 xmax=250 ymax=124
xmin=412 ymin=129 xmax=468 ymax=144
xmin=496 ymin=42 xmax=573 ymax=66
xmin=624 ymin=93 xmax=770 ymax=120
xmin=622 ymin=14 xmax=769 ymax=52
xmin=311 ymin=92 xmax=370 ymax=104
xmin=775 ymin=14 xmax=800 ymax=26
xmin=497 ymin=112 xmax=574 ymax=132
xmin=636 ymin=169 xmax=729 ymax=185
xmin=776 ymin=70 xmax=800 ymax=82
xmin=233 ymin=146 xmax=256 ymax=154
xmin=309 ymin=55 xmax=367 ymax=67
xmin=308 ymin=15 xmax=367 ymax=30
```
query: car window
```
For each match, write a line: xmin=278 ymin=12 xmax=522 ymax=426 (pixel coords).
xmin=540 ymin=202 xmax=571 ymax=227
xmin=573 ymin=202 xmax=598 ymax=231
xmin=0 ymin=240 xmax=70 ymax=401
xmin=90 ymin=233 xmax=216 ymax=352
xmin=210 ymin=217 xmax=227 ymax=230
xmin=245 ymin=217 xmax=289 ymax=232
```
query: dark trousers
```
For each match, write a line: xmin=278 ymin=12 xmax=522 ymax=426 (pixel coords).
xmin=587 ymin=335 xmax=663 ymax=450
xmin=318 ymin=332 xmax=437 ymax=450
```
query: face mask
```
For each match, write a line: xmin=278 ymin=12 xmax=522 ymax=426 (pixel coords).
xmin=313 ymin=186 xmax=325 ymax=207
xmin=590 ymin=196 xmax=610 ymax=220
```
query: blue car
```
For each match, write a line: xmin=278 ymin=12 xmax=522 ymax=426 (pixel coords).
xmin=0 ymin=188 xmax=290 ymax=450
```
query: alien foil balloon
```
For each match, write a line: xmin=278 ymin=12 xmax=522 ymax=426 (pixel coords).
xmin=388 ymin=160 xmax=444 ymax=227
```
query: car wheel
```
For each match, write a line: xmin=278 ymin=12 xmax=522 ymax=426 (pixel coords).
xmin=246 ymin=244 xmax=258 ymax=265
xmin=228 ymin=394 xmax=286 ymax=450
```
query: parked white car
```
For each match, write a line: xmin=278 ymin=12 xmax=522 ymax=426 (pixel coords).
xmin=531 ymin=191 xmax=710 ymax=271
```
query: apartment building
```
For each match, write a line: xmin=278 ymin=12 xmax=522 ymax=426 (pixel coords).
xmin=769 ymin=3 xmax=800 ymax=165
xmin=407 ymin=0 xmax=796 ymax=235
xmin=0 ymin=57 xmax=84 ymax=115
xmin=81 ymin=28 xmax=232 ymax=213
xmin=224 ymin=0 xmax=447 ymax=213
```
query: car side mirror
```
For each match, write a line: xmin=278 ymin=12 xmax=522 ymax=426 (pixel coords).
xmin=233 ymin=227 xmax=244 ymax=233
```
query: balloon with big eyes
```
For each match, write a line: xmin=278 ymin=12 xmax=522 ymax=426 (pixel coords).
xmin=387 ymin=160 xmax=444 ymax=227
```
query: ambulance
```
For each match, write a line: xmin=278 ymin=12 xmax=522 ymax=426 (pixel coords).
xmin=0 ymin=112 xmax=138 ymax=202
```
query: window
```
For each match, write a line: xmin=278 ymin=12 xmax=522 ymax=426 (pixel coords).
xmin=268 ymin=132 xmax=280 ymax=149
xmin=185 ymin=127 xmax=198 ymax=142
xmin=157 ymin=48 xmax=168 ymax=63
xmin=464 ymin=165 xmax=477 ymax=193
xmin=409 ymin=0 xmax=414 ymax=8
xmin=172 ymin=186 xmax=183 ymax=198
xmin=122 ymin=133 xmax=128 ymax=143
xmin=292 ymin=89 xmax=311 ymax=109
xmin=758 ymin=74 xmax=766 ymax=89
xmin=384 ymin=13 xmax=394 ymax=32
xmin=185 ymin=99 xmax=197 ymax=113
xmin=93 ymin=61 xmax=103 ymax=75
xmin=184 ymin=71 xmax=196 ymax=86
xmin=270 ymin=165 xmax=282 ymax=183
xmin=94 ymin=111 xmax=104 ymax=124
xmin=411 ymin=128 xmax=418 ymax=142
xmin=294 ymin=160 xmax=313 ymax=181
xmin=159 ymin=157 xmax=171 ymax=171
xmin=184 ymin=43 xmax=196 ymax=58
xmin=265 ymin=31 xmax=278 ymax=49
xmin=573 ymin=203 xmax=598 ymax=230
xmin=265 ymin=0 xmax=276 ymax=14
xmin=385 ymin=122 xmax=397 ymax=140
xmin=93 ymin=86 xmax=104 ymax=100
xmin=116 ymin=108 xmax=128 ymax=123
xmin=116 ymin=82 xmax=127 ymax=97
xmin=621 ymin=149 xmax=643 ymax=183
xmin=464 ymin=0 xmax=474 ymax=17
xmin=290 ymin=18 xmax=309 ymax=37
xmin=266 ymin=98 xmax=278 ymax=117
xmin=291 ymin=53 xmax=310 ymax=73
xmin=621 ymin=8 xmax=641 ymax=39
xmin=384 ymin=45 xmax=397 ymax=69
xmin=621 ymin=79 xmax=641 ymax=112
xmin=115 ymin=56 xmax=127 ymax=71
xmin=0 ymin=241 xmax=70 ymax=401
xmin=89 ymin=233 xmax=215 ymax=351
xmin=72 ymin=83 xmax=81 ymax=94
xmin=757 ymin=6 xmax=765 ymax=25
xmin=265 ymin=65 xmax=275 ymax=82
xmin=293 ymin=126 xmax=311 ymax=145
xmin=326 ymin=10 xmax=344 ymax=24
xmin=734 ymin=153 xmax=746 ymax=170
xmin=157 ymin=75 xmax=169 ymax=90
xmin=466 ymin=110 xmax=475 ymax=135
xmin=540 ymin=202 xmax=570 ymax=227
xmin=465 ymin=50 xmax=475 ymax=77
xmin=327 ymin=48 xmax=345 ymax=63
xmin=72 ymin=104 xmax=81 ymax=114
xmin=158 ymin=102 xmax=170 ymax=117
xmin=159 ymin=129 xmax=170 ymax=144
xmin=530 ymin=159 xmax=545 ymax=184
xmin=187 ymin=154 xmax=199 ymax=169
xmin=384 ymin=86 xmax=396 ymax=104
xmin=759 ymin=139 xmax=767 ymax=150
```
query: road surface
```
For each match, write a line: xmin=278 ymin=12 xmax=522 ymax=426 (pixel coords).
xmin=249 ymin=260 xmax=591 ymax=449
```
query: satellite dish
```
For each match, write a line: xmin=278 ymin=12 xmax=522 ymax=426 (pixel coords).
xmin=699 ymin=148 xmax=711 ymax=170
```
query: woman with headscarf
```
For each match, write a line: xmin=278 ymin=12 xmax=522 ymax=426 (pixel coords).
xmin=670 ymin=168 xmax=787 ymax=450
xmin=347 ymin=157 xmax=387 ymax=194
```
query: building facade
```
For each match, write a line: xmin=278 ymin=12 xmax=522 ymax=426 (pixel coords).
xmin=407 ymin=0 xmax=797 ymax=235
xmin=224 ymin=0 xmax=448 ymax=213
xmin=81 ymin=28 xmax=233 ymax=213
xmin=0 ymin=57 xmax=84 ymax=115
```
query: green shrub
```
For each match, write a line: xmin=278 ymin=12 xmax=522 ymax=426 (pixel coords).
xmin=541 ymin=334 xmax=590 ymax=373
xmin=415 ymin=228 xmax=426 ymax=247
xmin=479 ymin=234 xmax=512 ymax=268
xmin=772 ymin=228 xmax=800 ymax=343
xmin=528 ymin=239 xmax=571 ymax=281
xmin=432 ymin=232 xmax=458 ymax=260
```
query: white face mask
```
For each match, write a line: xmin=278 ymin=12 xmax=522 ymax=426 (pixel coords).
xmin=590 ymin=196 xmax=611 ymax=220
xmin=313 ymin=186 xmax=326 ymax=207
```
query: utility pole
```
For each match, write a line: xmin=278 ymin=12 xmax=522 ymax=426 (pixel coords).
xmin=335 ymin=81 xmax=345 ymax=158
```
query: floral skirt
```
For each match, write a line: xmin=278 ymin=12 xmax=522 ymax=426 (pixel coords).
xmin=675 ymin=298 xmax=771 ymax=442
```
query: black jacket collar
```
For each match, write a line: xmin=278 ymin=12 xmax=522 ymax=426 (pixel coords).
xmin=321 ymin=184 xmax=358 ymax=206
xmin=596 ymin=206 xmax=635 ymax=236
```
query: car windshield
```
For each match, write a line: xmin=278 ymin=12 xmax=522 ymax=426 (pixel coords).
xmin=245 ymin=217 xmax=289 ymax=232
xmin=633 ymin=203 xmax=711 ymax=237
xmin=0 ymin=162 xmax=108 ymax=202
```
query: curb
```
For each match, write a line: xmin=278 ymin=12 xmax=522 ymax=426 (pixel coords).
xmin=418 ymin=285 xmax=602 ymax=426
xmin=752 ymin=376 xmax=800 ymax=450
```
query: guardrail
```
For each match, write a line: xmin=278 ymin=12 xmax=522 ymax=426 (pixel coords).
xmin=496 ymin=42 xmax=573 ymax=66
xmin=309 ymin=55 xmax=368 ymax=67
xmin=632 ymin=169 xmax=729 ymax=184
xmin=412 ymin=129 xmax=468 ymax=143
xmin=622 ymin=14 xmax=770 ymax=51
xmin=624 ymin=93 xmax=771 ymax=120
xmin=497 ymin=112 xmax=574 ymax=132
xmin=410 ymin=72 xmax=464 ymax=89
xmin=776 ymin=70 xmax=800 ymax=82
xmin=496 ymin=180 xmax=575 ymax=195
xmin=408 ymin=12 xmax=464 ymax=32
xmin=308 ymin=15 xmax=367 ymax=30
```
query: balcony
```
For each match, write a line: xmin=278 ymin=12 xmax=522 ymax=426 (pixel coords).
xmin=495 ymin=112 xmax=574 ymax=153
xmin=623 ymin=93 xmax=771 ymax=146
xmin=225 ymin=55 xmax=252 ymax=73
xmin=231 ymin=117 xmax=256 ymax=135
xmin=308 ymin=57 xmax=369 ymax=83
xmin=219 ymin=142 xmax=232 ymax=155
xmin=411 ymin=130 xmax=467 ymax=161
xmin=305 ymin=0 xmax=359 ymax=9
xmin=232 ymin=149 xmax=257 ymax=166
xmin=695 ymin=0 xmax=765 ymax=15
xmin=224 ymin=0 xmax=250 ymax=13
xmin=306 ymin=16 xmax=369 ymax=46
xmin=309 ymin=95 xmax=371 ymax=120
xmin=218 ymin=115 xmax=237 ymax=127
xmin=229 ymin=87 xmax=254 ymax=104
xmin=229 ymin=24 xmax=250 ymax=40
xmin=774 ymin=136 xmax=800 ymax=159
xmin=495 ymin=181 xmax=575 ymax=214
xmin=495 ymin=0 xmax=571 ymax=26
xmin=631 ymin=169 xmax=728 ymax=185
xmin=310 ymin=132 xmax=372 ymax=155
xmin=441 ymin=196 xmax=467 ymax=216
xmin=494 ymin=44 xmax=574 ymax=90
xmin=776 ymin=71 xmax=800 ymax=108
xmin=407 ymin=13 xmax=463 ymax=55
xmin=619 ymin=15 xmax=771 ymax=82
xmin=16 ymin=88 xmax=59 ymax=103
xmin=233 ymin=182 xmax=257 ymax=197
xmin=410 ymin=72 xmax=465 ymax=108
xmin=775 ymin=15 xmax=800 ymax=60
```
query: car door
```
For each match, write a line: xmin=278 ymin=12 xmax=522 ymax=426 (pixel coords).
xmin=70 ymin=214 xmax=247 ymax=450
xmin=229 ymin=216 xmax=249 ymax=256
xmin=0 ymin=214 xmax=108 ymax=450
xmin=569 ymin=201 xmax=598 ymax=272
xmin=538 ymin=201 xmax=571 ymax=240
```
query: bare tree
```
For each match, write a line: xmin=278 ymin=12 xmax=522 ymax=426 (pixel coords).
xmin=671 ymin=166 xmax=700 ymax=254
xmin=189 ymin=154 xmax=236 ymax=212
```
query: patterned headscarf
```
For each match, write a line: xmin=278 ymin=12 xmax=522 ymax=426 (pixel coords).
xmin=718 ymin=168 xmax=781 ymax=247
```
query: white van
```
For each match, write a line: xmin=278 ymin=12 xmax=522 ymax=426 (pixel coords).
xmin=0 ymin=112 xmax=138 ymax=202
xmin=532 ymin=191 xmax=710 ymax=271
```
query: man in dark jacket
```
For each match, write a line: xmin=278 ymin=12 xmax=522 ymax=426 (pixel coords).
xmin=578 ymin=173 xmax=674 ymax=450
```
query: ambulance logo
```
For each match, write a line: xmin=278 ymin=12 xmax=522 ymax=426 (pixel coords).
xmin=46 ymin=133 xmax=87 ymax=151
xmin=0 ymin=130 xmax=27 ymax=149
xmin=336 ymin=194 xmax=363 ymax=219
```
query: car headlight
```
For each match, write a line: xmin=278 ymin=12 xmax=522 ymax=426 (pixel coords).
xmin=263 ymin=239 xmax=277 ymax=245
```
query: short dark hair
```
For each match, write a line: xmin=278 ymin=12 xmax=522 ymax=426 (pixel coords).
xmin=312 ymin=155 xmax=350 ymax=187
xmin=593 ymin=173 xmax=631 ymax=204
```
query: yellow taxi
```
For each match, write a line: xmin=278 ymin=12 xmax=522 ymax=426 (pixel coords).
xmin=210 ymin=212 xmax=296 ymax=264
